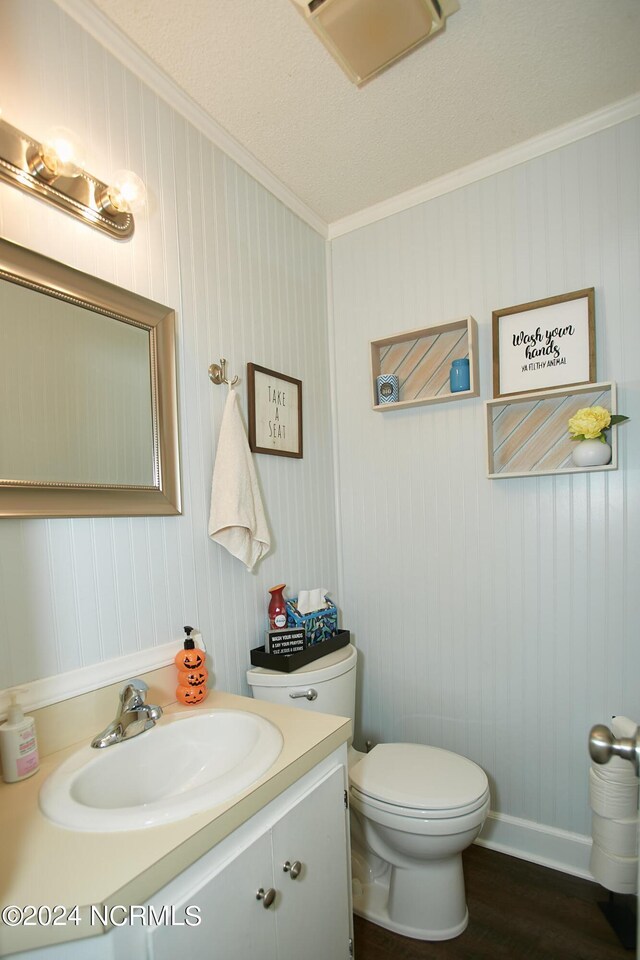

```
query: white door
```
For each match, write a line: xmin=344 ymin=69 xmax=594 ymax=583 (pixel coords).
xmin=271 ymin=766 xmax=351 ymax=960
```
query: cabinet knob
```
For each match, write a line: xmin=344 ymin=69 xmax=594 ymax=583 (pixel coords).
xmin=256 ymin=887 xmax=276 ymax=908
xmin=283 ymin=859 xmax=302 ymax=879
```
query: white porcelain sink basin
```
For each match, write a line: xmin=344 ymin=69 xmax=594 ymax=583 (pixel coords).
xmin=39 ymin=709 xmax=283 ymax=832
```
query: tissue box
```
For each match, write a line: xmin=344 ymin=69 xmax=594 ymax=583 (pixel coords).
xmin=286 ymin=597 xmax=338 ymax=646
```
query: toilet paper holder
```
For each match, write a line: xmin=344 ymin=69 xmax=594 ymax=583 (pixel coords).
xmin=589 ymin=724 xmax=640 ymax=776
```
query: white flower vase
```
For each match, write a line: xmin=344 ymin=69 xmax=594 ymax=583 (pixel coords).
xmin=571 ymin=438 xmax=612 ymax=467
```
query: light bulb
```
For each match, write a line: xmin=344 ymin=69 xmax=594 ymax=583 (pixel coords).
xmin=103 ymin=169 xmax=146 ymax=214
xmin=39 ymin=126 xmax=86 ymax=178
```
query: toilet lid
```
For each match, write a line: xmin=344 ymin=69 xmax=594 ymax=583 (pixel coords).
xmin=350 ymin=743 xmax=489 ymax=813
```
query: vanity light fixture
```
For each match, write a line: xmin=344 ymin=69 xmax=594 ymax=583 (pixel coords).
xmin=28 ymin=126 xmax=86 ymax=180
xmin=0 ymin=118 xmax=145 ymax=240
xmin=98 ymin=169 xmax=147 ymax=217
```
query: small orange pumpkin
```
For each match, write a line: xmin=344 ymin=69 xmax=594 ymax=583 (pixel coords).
xmin=177 ymin=684 xmax=207 ymax=705
xmin=178 ymin=667 xmax=208 ymax=688
xmin=175 ymin=647 xmax=204 ymax=671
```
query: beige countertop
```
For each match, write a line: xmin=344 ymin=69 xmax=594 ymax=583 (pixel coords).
xmin=0 ymin=690 xmax=351 ymax=956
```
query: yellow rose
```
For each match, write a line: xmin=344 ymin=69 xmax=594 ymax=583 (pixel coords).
xmin=568 ymin=406 xmax=611 ymax=439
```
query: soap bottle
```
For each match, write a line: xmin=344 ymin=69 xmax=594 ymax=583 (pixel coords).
xmin=0 ymin=691 xmax=40 ymax=783
xmin=175 ymin=626 xmax=209 ymax=706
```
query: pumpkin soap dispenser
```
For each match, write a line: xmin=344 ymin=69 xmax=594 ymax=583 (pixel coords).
xmin=175 ymin=625 xmax=209 ymax=705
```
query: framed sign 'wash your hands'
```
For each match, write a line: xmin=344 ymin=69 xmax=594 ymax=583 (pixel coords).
xmin=492 ymin=288 xmax=595 ymax=399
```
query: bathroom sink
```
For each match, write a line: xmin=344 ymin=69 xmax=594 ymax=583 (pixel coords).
xmin=39 ymin=709 xmax=283 ymax=832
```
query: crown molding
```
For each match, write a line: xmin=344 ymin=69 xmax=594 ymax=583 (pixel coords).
xmin=55 ymin=0 xmax=329 ymax=238
xmin=328 ymin=92 xmax=640 ymax=239
xmin=51 ymin=1 xmax=640 ymax=244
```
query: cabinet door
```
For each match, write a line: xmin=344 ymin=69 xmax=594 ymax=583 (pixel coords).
xmin=271 ymin=766 xmax=351 ymax=960
xmin=146 ymin=830 xmax=277 ymax=960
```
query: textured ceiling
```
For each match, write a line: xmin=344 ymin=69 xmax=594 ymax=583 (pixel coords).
xmin=90 ymin=0 xmax=640 ymax=225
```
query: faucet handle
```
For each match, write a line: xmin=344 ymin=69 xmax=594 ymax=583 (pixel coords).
xmin=119 ymin=678 xmax=148 ymax=709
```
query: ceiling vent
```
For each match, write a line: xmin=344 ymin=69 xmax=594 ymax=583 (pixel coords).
xmin=289 ymin=0 xmax=459 ymax=86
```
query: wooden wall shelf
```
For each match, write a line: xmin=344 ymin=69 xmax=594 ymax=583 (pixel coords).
xmin=370 ymin=316 xmax=479 ymax=411
xmin=486 ymin=381 xmax=618 ymax=479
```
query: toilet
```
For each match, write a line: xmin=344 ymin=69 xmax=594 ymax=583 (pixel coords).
xmin=246 ymin=643 xmax=490 ymax=941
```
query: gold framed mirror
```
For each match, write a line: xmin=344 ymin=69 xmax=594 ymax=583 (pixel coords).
xmin=0 ymin=239 xmax=181 ymax=518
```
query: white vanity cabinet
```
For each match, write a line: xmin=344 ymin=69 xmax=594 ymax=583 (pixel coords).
xmin=8 ymin=749 xmax=352 ymax=960
xmin=132 ymin=749 xmax=353 ymax=960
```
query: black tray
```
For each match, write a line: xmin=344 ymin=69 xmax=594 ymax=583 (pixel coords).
xmin=250 ymin=630 xmax=350 ymax=673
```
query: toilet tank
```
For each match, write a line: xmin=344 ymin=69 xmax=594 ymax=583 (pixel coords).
xmin=247 ymin=644 xmax=357 ymax=727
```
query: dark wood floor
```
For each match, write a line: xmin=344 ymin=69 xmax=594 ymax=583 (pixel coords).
xmin=353 ymin=845 xmax=634 ymax=960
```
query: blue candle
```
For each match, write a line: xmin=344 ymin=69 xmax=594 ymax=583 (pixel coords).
xmin=450 ymin=358 xmax=470 ymax=393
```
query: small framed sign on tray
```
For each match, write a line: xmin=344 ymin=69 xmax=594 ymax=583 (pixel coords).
xmin=266 ymin=627 xmax=306 ymax=655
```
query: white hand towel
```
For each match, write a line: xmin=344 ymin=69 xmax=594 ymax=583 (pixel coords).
xmin=208 ymin=388 xmax=271 ymax=572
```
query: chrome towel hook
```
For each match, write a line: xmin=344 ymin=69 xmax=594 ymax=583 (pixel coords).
xmin=208 ymin=358 xmax=239 ymax=387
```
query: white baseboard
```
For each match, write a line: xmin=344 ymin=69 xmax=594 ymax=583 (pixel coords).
xmin=476 ymin=811 xmax=593 ymax=880
xmin=0 ymin=641 xmax=184 ymax=719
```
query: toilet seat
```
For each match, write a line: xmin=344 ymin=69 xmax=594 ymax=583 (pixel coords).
xmin=350 ymin=784 xmax=490 ymax=821
xmin=350 ymin=743 xmax=489 ymax=819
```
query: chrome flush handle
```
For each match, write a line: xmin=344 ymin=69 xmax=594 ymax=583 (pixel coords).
xmin=289 ymin=689 xmax=317 ymax=702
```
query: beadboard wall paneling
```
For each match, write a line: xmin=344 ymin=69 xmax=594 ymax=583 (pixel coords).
xmin=0 ymin=0 xmax=337 ymax=695
xmin=330 ymin=119 xmax=640 ymax=838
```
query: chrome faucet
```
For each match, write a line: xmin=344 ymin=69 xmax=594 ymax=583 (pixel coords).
xmin=91 ymin=679 xmax=163 ymax=749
